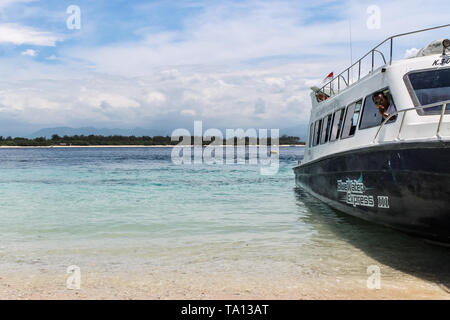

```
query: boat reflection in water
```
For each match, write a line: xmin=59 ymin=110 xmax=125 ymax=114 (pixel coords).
xmin=294 ymin=187 xmax=450 ymax=292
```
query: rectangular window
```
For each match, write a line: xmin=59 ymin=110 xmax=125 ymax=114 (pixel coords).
xmin=309 ymin=123 xmax=314 ymax=147
xmin=341 ymin=100 xmax=362 ymax=139
xmin=313 ymin=119 xmax=322 ymax=146
xmin=360 ymin=89 xmax=396 ymax=129
xmin=407 ymin=68 xmax=450 ymax=115
xmin=329 ymin=108 xmax=344 ymax=142
xmin=320 ymin=114 xmax=332 ymax=144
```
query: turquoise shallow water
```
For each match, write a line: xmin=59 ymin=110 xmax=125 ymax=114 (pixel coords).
xmin=0 ymin=147 xmax=449 ymax=287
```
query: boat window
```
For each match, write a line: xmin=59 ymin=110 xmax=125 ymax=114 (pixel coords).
xmin=320 ymin=114 xmax=332 ymax=144
xmin=308 ymin=123 xmax=314 ymax=147
xmin=341 ymin=100 xmax=362 ymax=139
xmin=329 ymin=108 xmax=344 ymax=142
xmin=360 ymin=90 xmax=396 ymax=129
xmin=313 ymin=119 xmax=322 ymax=146
xmin=407 ymin=68 xmax=450 ymax=115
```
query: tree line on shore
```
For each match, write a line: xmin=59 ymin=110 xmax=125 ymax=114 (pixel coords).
xmin=0 ymin=134 xmax=304 ymax=146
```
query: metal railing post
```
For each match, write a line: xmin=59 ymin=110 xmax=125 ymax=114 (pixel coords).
xmin=437 ymin=103 xmax=447 ymax=137
xmin=373 ymin=100 xmax=450 ymax=143
xmin=397 ymin=111 xmax=407 ymax=139
xmin=373 ymin=113 xmax=396 ymax=143
xmin=358 ymin=60 xmax=361 ymax=81
xmin=371 ymin=50 xmax=374 ymax=72
xmin=389 ymin=38 xmax=393 ymax=65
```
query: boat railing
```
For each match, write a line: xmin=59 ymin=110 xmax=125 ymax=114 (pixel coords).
xmin=373 ymin=100 xmax=450 ymax=143
xmin=319 ymin=24 xmax=450 ymax=98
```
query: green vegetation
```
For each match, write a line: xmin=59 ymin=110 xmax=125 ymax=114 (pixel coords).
xmin=0 ymin=134 xmax=304 ymax=146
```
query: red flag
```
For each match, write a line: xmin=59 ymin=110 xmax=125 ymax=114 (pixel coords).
xmin=323 ymin=72 xmax=333 ymax=81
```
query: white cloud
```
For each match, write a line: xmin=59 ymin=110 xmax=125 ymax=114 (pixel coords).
xmin=1 ymin=0 xmax=450 ymax=135
xmin=21 ymin=48 xmax=36 ymax=56
xmin=180 ymin=109 xmax=196 ymax=116
xmin=61 ymin=1 xmax=450 ymax=79
xmin=78 ymin=91 xmax=140 ymax=109
xmin=0 ymin=62 xmax=324 ymax=130
xmin=145 ymin=91 xmax=166 ymax=105
xmin=0 ymin=0 xmax=32 ymax=9
xmin=0 ymin=23 xmax=62 ymax=46
xmin=404 ymin=48 xmax=419 ymax=58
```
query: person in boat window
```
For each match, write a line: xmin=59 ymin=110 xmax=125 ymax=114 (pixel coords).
xmin=372 ymin=91 xmax=397 ymax=121
xmin=311 ymin=86 xmax=329 ymax=102
xmin=316 ymin=91 xmax=329 ymax=102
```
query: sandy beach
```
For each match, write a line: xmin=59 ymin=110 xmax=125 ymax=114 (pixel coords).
xmin=1 ymin=269 xmax=449 ymax=300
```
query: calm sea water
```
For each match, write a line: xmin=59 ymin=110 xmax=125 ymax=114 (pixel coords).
xmin=0 ymin=147 xmax=449 ymax=286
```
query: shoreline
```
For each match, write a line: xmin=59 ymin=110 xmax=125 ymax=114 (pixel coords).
xmin=0 ymin=144 xmax=305 ymax=149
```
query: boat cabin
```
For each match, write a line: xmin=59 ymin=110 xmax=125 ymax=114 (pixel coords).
xmin=303 ymin=27 xmax=450 ymax=165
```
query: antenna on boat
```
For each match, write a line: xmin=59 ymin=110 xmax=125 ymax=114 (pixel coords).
xmin=348 ymin=19 xmax=353 ymax=84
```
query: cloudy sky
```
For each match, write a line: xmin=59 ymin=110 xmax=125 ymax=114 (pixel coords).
xmin=0 ymin=0 xmax=449 ymax=136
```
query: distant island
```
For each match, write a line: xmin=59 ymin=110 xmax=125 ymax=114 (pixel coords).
xmin=0 ymin=134 xmax=305 ymax=147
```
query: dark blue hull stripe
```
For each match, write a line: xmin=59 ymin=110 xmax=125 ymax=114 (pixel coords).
xmin=294 ymin=141 xmax=450 ymax=243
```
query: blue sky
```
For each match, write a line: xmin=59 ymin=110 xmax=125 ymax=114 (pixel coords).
xmin=0 ymin=0 xmax=449 ymax=136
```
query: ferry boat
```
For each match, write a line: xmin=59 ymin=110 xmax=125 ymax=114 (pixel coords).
xmin=293 ymin=24 xmax=450 ymax=244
